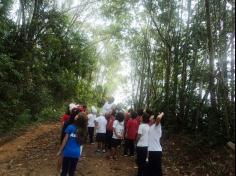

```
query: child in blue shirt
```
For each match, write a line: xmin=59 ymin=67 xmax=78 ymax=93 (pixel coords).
xmin=57 ymin=112 xmax=87 ymax=176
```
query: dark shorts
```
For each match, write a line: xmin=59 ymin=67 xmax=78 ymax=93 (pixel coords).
xmin=96 ymin=133 xmax=106 ymax=142
xmin=111 ymin=138 xmax=122 ymax=148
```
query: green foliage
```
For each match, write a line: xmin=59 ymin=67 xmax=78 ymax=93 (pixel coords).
xmin=16 ymin=109 xmax=32 ymax=126
xmin=100 ymin=0 xmax=235 ymax=146
xmin=36 ymin=107 xmax=61 ymax=122
xmin=0 ymin=1 xmax=106 ymax=134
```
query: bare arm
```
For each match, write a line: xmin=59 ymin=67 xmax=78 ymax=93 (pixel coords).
xmin=156 ymin=112 xmax=164 ymax=125
xmin=95 ymin=121 xmax=99 ymax=129
xmin=121 ymin=129 xmax=125 ymax=139
xmin=136 ymin=134 xmax=141 ymax=144
xmin=113 ymin=127 xmax=120 ymax=138
xmin=57 ymin=134 xmax=69 ymax=156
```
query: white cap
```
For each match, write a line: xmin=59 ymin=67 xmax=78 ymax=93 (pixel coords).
xmin=69 ymin=103 xmax=76 ymax=112
xmin=91 ymin=106 xmax=97 ymax=114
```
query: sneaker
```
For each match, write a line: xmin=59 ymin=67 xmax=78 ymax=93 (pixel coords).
xmin=102 ymin=149 xmax=106 ymax=153
xmin=96 ymin=150 xmax=101 ymax=153
xmin=123 ymin=155 xmax=128 ymax=157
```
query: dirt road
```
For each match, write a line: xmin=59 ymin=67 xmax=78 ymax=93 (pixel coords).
xmin=0 ymin=123 xmax=137 ymax=176
xmin=0 ymin=123 xmax=234 ymax=176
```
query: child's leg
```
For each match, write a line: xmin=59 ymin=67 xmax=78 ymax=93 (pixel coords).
xmin=88 ymin=127 xmax=92 ymax=144
xmin=129 ymin=139 xmax=135 ymax=156
xmin=148 ymin=151 xmax=162 ymax=176
xmin=61 ymin=157 xmax=70 ymax=176
xmin=91 ymin=127 xmax=94 ymax=143
xmin=57 ymin=156 xmax=62 ymax=173
xmin=111 ymin=147 xmax=115 ymax=158
xmin=80 ymin=145 xmax=83 ymax=156
xmin=97 ymin=142 xmax=101 ymax=151
xmin=68 ymin=157 xmax=79 ymax=176
xmin=102 ymin=134 xmax=106 ymax=151
xmin=108 ymin=131 xmax=113 ymax=150
xmin=137 ymin=147 xmax=148 ymax=176
xmin=136 ymin=147 xmax=142 ymax=176
xmin=102 ymin=142 xmax=105 ymax=150
xmin=123 ymin=139 xmax=129 ymax=156
xmin=156 ymin=152 xmax=162 ymax=176
xmin=114 ymin=147 xmax=118 ymax=159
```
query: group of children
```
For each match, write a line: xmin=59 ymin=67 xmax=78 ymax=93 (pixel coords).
xmin=57 ymin=98 xmax=164 ymax=176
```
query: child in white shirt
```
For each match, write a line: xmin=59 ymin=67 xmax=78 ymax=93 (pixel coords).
xmin=95 ymin=113 xmax=107 ymax=153
xmin=148 ymin=112 xmax=164 ymax=176
xmin=110 ymin=112 xmax=124 ymax=160
xmin=136 ymin=112 xmax=150 ymax=176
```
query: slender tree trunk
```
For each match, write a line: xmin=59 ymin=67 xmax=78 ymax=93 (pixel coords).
xmin=179 ymin=0 xmax=192 ymax=121
xmin=19 ymin=0 xmax=26 ymax=39
xmin=205 ymin=0 xmax=217 ymax=109
xmin=230 ymin=4 xmax=235 ymax=102
xmin=218 ymin=0 xmax=230 ymax=139
xmin=164 ymin=46 xmax=171 ymax=116
xmin=230 ymin=3 xmax=235 ymax=140
xmin=172 ymin=43 xmax=179 ymax=114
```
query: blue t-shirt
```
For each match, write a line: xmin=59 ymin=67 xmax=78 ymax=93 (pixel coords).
xmin=63 ymin=124 xmax=81 ymax=158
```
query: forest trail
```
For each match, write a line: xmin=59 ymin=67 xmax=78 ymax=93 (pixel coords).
xmin=0 ymin=122 xmax=234 ymax=176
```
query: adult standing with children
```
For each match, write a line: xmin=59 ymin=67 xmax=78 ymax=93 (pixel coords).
xmin=102 ymin=96 xmax=115 ymax=114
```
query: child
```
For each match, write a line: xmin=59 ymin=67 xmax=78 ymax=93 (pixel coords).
xmin=57 ymin=112 xmax=87 ymax=176
xmin=148 ymin=112 xmax=164 ymax=176
xmin=60 ymin=108 xmax=79 ymax=144
xmin=111 ymin=112 xmax=125 ymax=160
xmin=124 ymin=111 xmax=139 ymax=157
xmin=136 ymin=109 xmax=144 ymax=125
xmin=136 ymin=112 xmax=150 ymax=176
xmin=95 ymin=112 xmax=107 ymax=153
xmin=87 ymin=106 xmax=97 ymax=144
xmin=60 ymin=106 xmax=71 ymax=126
xmin=106 ymin=110 xmax=116 ymax=151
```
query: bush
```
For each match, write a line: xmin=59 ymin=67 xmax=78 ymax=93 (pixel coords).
xmin=16 ymin=109 xmax=32 ymax=125
xmin=36 ymin=107 xmax=62 ymax=122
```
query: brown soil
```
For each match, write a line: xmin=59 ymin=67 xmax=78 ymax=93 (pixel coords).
xmin=0 ymin=123 xmax=234 ymax=176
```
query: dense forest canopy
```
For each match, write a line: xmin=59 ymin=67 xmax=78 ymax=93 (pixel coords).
xmin=0 ymin=0 xmax=235 ymax=146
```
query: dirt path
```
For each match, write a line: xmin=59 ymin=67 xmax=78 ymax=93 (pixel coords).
xmin=0 ymin=123 xmax=137 ymax=176
xmin=0 ymin=123 xmax=234 ymax=176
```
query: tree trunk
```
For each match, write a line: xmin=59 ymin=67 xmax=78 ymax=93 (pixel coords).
xmin=230 ymin=4 xmax=235 ymax=102
xmin=179 ymin=0 xmax=192 ymax=121
xmin=164 ymin=46 xmax=171 ymax=116
xmin=205 ymin=0 xmax=217 ymax=109
xmin=19 ymin=0 xmax=26 ymax=39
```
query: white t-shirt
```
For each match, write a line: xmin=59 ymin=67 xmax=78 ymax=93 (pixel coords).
xmin=112 ymin=120 xmax=124 ymax=139
xmin=137 ymin=124 xmax=150 ymax=147
xmin=148 ymin=124 xmax=162 ymax=151
xmin=87 ymin=113 xmax=96 ymax=127
xmin=95 ymin=115 xmax=107 ymax=134
xmin=102 ymin=102 xmax=114 ymax=114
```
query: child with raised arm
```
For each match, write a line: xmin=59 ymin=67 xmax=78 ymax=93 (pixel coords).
xmin=148 ymin=112 xmax=165 ymax=176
